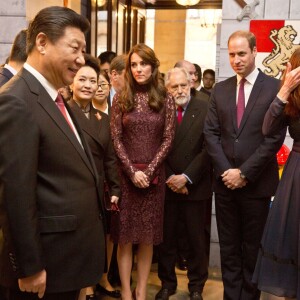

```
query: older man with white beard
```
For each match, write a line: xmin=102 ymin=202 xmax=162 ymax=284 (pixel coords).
xmin=156 ymin=68 xmax=213 ymax=300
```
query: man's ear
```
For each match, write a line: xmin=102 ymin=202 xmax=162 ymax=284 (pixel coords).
xmin=252 ymin=46 xmax=257 ymax=57
xmin=36 ymin=32 xmax=48 ymax=54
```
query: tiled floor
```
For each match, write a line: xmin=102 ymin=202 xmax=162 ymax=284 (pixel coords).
xmin=98 ymin=264 xmax=285 ymax=300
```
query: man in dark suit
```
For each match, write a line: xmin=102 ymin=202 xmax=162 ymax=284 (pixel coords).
xmin=204 ymin=30 xmax=286 ymax=300
xmin=108 ymin=54 xmax=126 ymax=109
xmin=0 ymin=7 xmax=105 ymax=300
xmin=156 ymin=67 xmax=212 ymax=300
xmin=0 ymin=29 xmax=27 ymax=87
xmin=172 ymin=60 xmax=210 ymax=272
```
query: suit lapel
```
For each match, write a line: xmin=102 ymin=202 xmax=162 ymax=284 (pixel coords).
xmin=228 ymin=77 xmax=239 ymax=132
xmin=68 ymin=100 xmax=105 ymax=151
xmin=174 ymin=97 xmax=201 ymax=147
xmin=88 ymin=107 xmax=106 ymax=151
xmin=20 ymin=69 xmax=95 ymax=176
xmin=238 ymin=71 xmax=264 ymax=132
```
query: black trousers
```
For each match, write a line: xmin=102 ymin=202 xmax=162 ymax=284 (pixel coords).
xmin=215 ymin=192 xmax=270 ymax=300
xmin=158 ymin=197 xmax=209 ymax=293
xmin=177 ymin=197 xmax=212 ymax=261
xmin=3 ymin=288 xmax=80 ymax=300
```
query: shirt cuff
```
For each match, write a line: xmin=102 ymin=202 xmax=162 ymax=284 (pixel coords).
xmin=182 ymin=173 xmax=192 ymax=184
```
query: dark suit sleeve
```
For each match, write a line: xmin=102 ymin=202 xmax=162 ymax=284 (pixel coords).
xmin=204 ymin=89 xmax=232 ymax=178
xmin=183 ymin=147 xmax=211 ymax=185
xmin=182 ymin=101 xmax=211 ymax=184
xmin=239 ymin=128 xmax=286 ymax=181
xmin=101 ymin=116 xmax=121 ymax=198
xmin=0 ymin=94 xmax=45 ymax=277
xmin=239 ymin=107 xmax=286 ymax=182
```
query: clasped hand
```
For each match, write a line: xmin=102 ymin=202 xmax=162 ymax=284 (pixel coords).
xmin=222 ymin=168 xmax=247 ymax=190
xmin=18 ymin=269 xmax=46 ymax=298
xmin=166 ymin=175 xmax=189 ymax=195
xmin=132 ymin=171 xmax=149 ymax=188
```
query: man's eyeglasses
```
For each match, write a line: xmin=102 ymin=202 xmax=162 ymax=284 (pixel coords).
xmin=98 ymin=83 xmax=110 ymax=90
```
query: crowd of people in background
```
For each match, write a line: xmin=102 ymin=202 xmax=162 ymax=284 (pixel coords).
xmin=1 ymin=5 xmax=300 ymax=300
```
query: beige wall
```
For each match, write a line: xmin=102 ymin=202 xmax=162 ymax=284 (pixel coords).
xmin=26 ymin=0 xmax=80 ymax=21
xmin=154 ymin=10 xmax=186 ymax=74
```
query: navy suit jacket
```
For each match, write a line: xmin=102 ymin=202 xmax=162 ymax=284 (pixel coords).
xmin=204 ymin=70 xmax=286 ymax=197
xmin=0 ymin=67 xmax=13 ymax=87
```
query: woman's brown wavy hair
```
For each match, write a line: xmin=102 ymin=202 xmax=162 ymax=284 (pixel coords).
xmin=119 ymin=44 xmax=166 ymax=112
xmin=283 ymin=47 xmax=300 ymax=118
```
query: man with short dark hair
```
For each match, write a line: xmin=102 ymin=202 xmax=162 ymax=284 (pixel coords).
xmin=0 ymin=6 xmax=105 ymax=300
xmin=204 ymin=30 xmax=286 ymax=300
xmin=0 ymin=29 xmax=27 ymax=87
xmin=200 ymin=69 xmax=215 ymax=96
xmin=98 ymin=51 xmax=117 ymax=75
xmin=108 ymin=54 xmax=126 ymax=108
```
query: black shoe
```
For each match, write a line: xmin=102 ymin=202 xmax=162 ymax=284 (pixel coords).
xmin=176 ymin=256 xmax=188 ymax=271
xmin=155 ymin=288 xmax=176 ymax=300
xmin=96 ymin=284 xmax=121 ymax=298
xmin=190 ymin=291 xmax=203 ymax=300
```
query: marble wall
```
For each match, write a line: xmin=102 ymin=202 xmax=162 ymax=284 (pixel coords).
xmin=0 ymin=0 xmax=27 ymax=64
xmin=0 ymin=0 xmax=80 ymax=65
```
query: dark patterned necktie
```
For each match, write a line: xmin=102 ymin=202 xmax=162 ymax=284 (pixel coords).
xmin=237 ymin=78 xmax=246 ymax=127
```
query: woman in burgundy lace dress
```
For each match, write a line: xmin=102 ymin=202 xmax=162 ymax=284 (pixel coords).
xmin=110 ymin=44 xmax=176 ymax=300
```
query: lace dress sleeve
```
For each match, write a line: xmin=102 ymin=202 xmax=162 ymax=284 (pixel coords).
xmin=144 ymin=92 xmax=176 ymax=180
xmin=110 ymin=94 xmax=136 ymax=179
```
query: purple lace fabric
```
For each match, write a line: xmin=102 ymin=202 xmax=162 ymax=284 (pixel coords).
xmin=110 ymin=91 xmax=175 ymax=245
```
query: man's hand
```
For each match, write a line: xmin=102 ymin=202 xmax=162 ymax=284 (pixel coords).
xmin=177 ymin=186 xmax=189 ymax=195
xmin=166 ymin=174 xmax=188 ymax=192
xmin=111 ymin=195 xmax=119 ymax=204
xmin=132 ymin=171 xmax=149 ymax=188
xmin=18 ymin=269 xmax=46 ymax=299
xmin=221 ymin=168 xmax=247 ymax=190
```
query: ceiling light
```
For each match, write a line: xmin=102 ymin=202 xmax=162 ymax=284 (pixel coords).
xmin=176 ymin=0 xmax=201 ymax=6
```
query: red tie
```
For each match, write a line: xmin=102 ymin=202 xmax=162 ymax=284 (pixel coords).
xmin=177 ymin=106 xmax=183 ymax=125
xmin=237 ymin=78 xmax=246 ymax=127
xmin=55 ymin=93 xmax=75 ymax=133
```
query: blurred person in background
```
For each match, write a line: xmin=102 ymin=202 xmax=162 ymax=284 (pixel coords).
xmin=0 ymin=29 xmax=27 ymax=87
xmin=98 ymin=51 xmax=117 ymax=76
xmin=108 ymin=54 xmax=126 ymax=108
xmin=93 ymin=71 xmax=111 ymax=114
xmin=193 ymin=63 xmax=202 ymax=91
xmin=200 ymin=69 xmax=215 ymax=96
